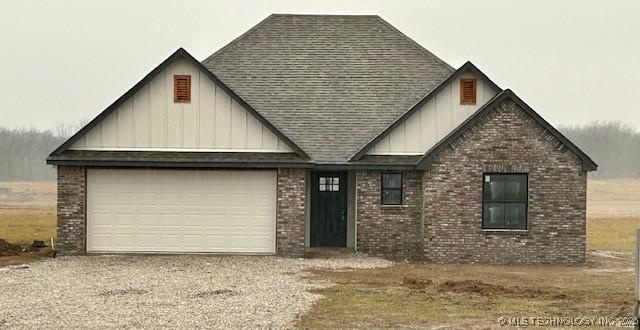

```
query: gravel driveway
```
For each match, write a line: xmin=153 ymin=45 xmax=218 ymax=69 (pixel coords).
xmin=0 ymin=255 xmax=390 ymax=329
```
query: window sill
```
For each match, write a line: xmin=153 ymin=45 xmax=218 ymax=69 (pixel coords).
xmin=481 ymin=229 xmax=528 ymax=236
xmin=381 ymin=204 xmax=404 ymax=209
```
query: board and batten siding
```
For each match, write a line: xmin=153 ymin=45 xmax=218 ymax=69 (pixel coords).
xmin=367 ymin=73 xmax=500 ymax=155
xmin=71 ymin=59 xmax=292 ymax=152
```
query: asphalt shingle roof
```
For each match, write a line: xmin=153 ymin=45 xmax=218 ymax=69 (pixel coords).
xmin=203 ymin=14 xmax=454 ymax=163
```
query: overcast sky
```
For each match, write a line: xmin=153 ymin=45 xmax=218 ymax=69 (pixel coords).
xmin=1 ymin=0 xmax=638 ymax=131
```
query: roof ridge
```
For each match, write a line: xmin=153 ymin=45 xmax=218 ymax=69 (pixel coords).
xmin=270 ymin=13 xmax=381 ymax=17
xmin=204 ymin=14 xmax=454 ymax=71
xmin=202 ymin=14 xmax=276 ymax=64
xmin=374 ymin=16 xmax=454 ymax=71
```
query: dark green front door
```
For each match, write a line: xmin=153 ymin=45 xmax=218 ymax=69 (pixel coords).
xmin=310 ymin=171 xmax=347 ymax=247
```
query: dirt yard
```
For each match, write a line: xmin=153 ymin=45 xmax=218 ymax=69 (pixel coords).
xmin=297 ymin=251 xmax=634 ymax=328
xmin=1 ymin=179 xmax=640 ymax=328
xmin=0 ymin=181 xmax=55 ymax=245
xmin=0 ymin=181 xmax=56 ymax=266
xmin=296 ymin=178 xmax=640 ymax=328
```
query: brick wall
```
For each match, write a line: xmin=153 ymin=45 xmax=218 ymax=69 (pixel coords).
xmin=276 ymin=168 xmax=307 ymax=257
xmin=423 ymin=99 xmax=587 ymax=264
xmin=356 ymin=170 xmax=423 ymax=260
xmin=56 ymin=165 xmax=86 ymax=256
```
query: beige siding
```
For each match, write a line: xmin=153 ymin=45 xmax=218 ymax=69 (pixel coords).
xmin=368 ymin=73 xmax=499 ymax=155
xmin=71 ymin=59 xmax=293 ymax=152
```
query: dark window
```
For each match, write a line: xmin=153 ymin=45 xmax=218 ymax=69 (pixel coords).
xmin=460 ymin=79 xmax=477 ymax=105
xmin=381 ymin=172 xmax=402 ymax=205
xmin=482 ymin=173 xmax=528 ymax=230
xmin=174 ymin=75 xmax=191 ymax=103
xmin=319 ymin=177 xmax=340 ymax=192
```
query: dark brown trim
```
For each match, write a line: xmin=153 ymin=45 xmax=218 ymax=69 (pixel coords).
xmin=415 ymin=89 xmax=598 ymax=172
xmin=350 ymin=61 xmax=502 ymax=161
xmin=49 ymin=48 xmax=310 ymax=160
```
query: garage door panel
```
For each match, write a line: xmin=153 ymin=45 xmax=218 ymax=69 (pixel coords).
xmin=87 ymin=169 xmax=276 ymax=253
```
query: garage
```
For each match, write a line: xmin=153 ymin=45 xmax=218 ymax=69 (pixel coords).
xmin=86 ymin=169 xmax=277 ymax=254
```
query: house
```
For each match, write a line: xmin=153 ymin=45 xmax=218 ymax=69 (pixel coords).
xmin=47 ymin=14 xmax=596 ymax=264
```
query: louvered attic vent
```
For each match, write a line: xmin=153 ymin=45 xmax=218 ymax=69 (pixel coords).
xmin=460 ymin=79 xmax=477 ymax=105
xmin=174 ymin=75 xmax=191 ymax=103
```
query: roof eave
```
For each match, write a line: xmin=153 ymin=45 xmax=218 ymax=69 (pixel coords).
xmin=46 ymin=159 xmax=314 ymax=169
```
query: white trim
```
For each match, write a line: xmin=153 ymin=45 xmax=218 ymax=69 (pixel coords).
xmin=481 ymin=229 xmax=528 ymax=233
xmin=69 ymin=147 xmax=292 ymax=153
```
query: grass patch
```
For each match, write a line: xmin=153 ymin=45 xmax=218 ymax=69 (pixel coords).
xmin=0 ymin=208 xmax=56 ymax=244
xmin=587 ymin=217 xmax=640 ymax=251
xmin=298 ymin=254 xmax=634 ymax=328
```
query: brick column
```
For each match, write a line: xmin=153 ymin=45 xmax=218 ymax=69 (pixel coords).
xmin=276 ymin=168 xmax=307 ymax=257
xmin=56 ymin=165 xmax=86 ymax=255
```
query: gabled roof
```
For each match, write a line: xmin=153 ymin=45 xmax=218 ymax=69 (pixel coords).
xmin=202 ymin=14 xmax=454 ymax=163
xmin=349 ymin=61 xmax=502 ymax=161
xmin=49 ymin=48 xmax=309 ymax=159
xmin=415 ymin=89 xmax=598 ymax=171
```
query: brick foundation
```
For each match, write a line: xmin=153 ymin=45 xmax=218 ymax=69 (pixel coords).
xmin=276 ymin=168 xmax=307 ymax=257
xmin=56 ymin=165 xmax=86 ymax=256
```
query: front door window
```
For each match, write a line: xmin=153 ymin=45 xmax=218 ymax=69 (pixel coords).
xmin=319 ymin=177 xmax=340 ymax=191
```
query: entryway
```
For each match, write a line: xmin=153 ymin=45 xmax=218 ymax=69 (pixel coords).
xmin=310 ymin=171 xmax=348 ymax=247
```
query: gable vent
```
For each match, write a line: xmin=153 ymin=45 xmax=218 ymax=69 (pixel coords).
xmin=460 ymin=79 xmax=477 ymax=105
xmin=174 ymin=75 xmax=191 ymax=103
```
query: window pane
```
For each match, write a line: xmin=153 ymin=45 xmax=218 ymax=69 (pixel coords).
xmin=486 ymin=179 xmax=505 ymax=201
xmin=483 ymin=203 xmax=504 ymax=229
xmin=505 ymin=203 xmax=526 ymax=229
xmin=319 ymin=177 xmax=326 ymax=185
xmin=484 ymin=174 xmax=527 ymax=202
xmin=319 ymin=184 xmax=326 ymax=192
xmin=382 ymin=189 xmax=401 ymax=205
xmin=332 ymin=184 xmax=339 ymax=191
xmin=504 ymin=175 xmax=526 ymax=201
xmin=382 ymin=173 xmax=402 ymax=189
xmin=333 ymin=177 xmax=339 ymax=185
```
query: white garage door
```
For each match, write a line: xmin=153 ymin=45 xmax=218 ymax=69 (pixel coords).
xmin=87 ymin=169 xmax=277 ymax=254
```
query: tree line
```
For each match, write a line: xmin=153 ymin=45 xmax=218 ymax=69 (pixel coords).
xmin=0 ymin=121 xmax=637 ymax=181
xmin=0 ymin=124 xmax=77 ymax=181
xmin=559 ymin=121 xmax=640 ymax=179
